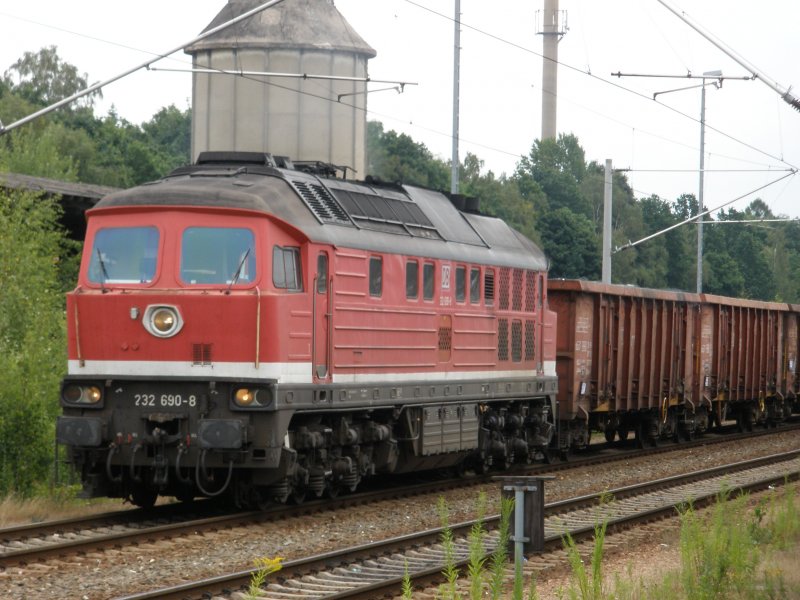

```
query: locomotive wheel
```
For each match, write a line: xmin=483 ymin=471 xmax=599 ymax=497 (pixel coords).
xmin=131 ymin=487 xmax=158 ymax=509
xmin=174 ymin=488 xmax=195 ymax=503
xmin=325 ymin=482 xmax=340 ymax=499
xmin=292 ymin=488 xmax=307 ymax=505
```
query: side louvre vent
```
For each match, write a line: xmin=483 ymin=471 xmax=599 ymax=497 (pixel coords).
xmin=291 ymin=180 xmax=351 ymax=224
xmin=498 ymin=319 xmax=509 ymax=361
xmin=193 ymin=343 xmax=212 ymax=365
xmin=524 ymin=320 xmax=535 ymax=360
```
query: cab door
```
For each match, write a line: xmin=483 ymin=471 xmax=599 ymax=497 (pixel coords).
xmin=313 ymin=252 xmax=332 ymax=382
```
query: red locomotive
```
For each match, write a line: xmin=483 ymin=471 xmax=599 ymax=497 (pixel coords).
xmin=57 ymin=151 xmax=559 ymax=507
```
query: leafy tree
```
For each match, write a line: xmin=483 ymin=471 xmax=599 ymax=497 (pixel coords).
xmin=0 ymin=121 xmax=78 ymax=181
xmin=366 ymin=121 xmax=449 ymax=189
xmin=142 ymin=105 xmax=192 ymax=171
xmin=538 ymin=207 xmax=600 ymax=279
xmin=0 ymin=188 xmax=68 ymax=495
xmin=712 ymin=206 xmax=776 ymax=300
xmin=459 ymin=153 xmax=541 ymax=244
xmin=2 ymin=48 xmax=190 ymax=187
xmin=2 ymin=45 xmax=100 ymax=109
xmin=515 ymin=134 xmax=591 ymax=218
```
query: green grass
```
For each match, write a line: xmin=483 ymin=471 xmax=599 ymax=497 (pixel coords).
xmin=559 ymin=483 xmax=800 ymax=600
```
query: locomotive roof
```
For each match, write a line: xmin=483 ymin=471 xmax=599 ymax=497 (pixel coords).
xmin=94 ymin=160 xmax=547 ymax=271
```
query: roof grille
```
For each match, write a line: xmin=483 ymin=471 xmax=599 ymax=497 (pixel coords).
xmin=291 ymin=180 xmax=351 ymax=224
xmin=332 ymin=189 xmax=441 ymax=239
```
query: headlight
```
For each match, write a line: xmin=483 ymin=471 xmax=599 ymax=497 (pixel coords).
xmin=62 ymin=384 xmax=103 ymax=405
xmin=152 ymin=309 xmax=176 ymax=333
xmin=143 ymin=305 xmax=183 ymax=338
xmin=233 ymin=387 xmax=272 ymax=408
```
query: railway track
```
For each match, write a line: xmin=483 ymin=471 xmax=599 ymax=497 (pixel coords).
xmin=1 ymin=423 xmax=796 ymax=568
xmin=115 ymin=449 xmax=800 ymax=600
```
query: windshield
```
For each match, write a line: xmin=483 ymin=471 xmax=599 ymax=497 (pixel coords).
xmin=181 ymin=227 xmax=255 ymax=285
xmin=88 ymin=227 xmax=159 ymax=284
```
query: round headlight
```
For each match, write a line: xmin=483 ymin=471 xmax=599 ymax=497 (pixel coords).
xmin=235 ymin=388 xmax=254 ymax=406
xmin=143 ymin=305 xmax=183 ymax=338
xmin=152 ymin=308 xmax=177 ymax=334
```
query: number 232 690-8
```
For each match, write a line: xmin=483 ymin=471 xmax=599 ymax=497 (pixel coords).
xmin=134 ymin=394 xmax=197 ymax=408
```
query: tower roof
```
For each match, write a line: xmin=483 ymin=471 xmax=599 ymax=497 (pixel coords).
xmin=186 ymin=0 xmax=376 ymax=57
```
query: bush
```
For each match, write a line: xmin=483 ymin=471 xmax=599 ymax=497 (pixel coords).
xmin=0 ymin=187 xmax=69 ymax=495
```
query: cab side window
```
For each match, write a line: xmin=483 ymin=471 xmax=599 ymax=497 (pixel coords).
xmin=455 ymin=266 xmax=466 ymax=302
xmin=273 ymin=246 xmax=302 ymax=291
xmin=423 ymin=262 xmax=435 ymax=300
xmin=406 ymin=260 xmax=419 ymax=299
xmin=369 ymin=256 xmax=383 ymax=297
xmin=316 ymin=253 xmax=328 ymax=294
xmin=470 ymin=267 xmax=480 ymax=304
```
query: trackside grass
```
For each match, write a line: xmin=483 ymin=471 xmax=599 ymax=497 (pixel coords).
xmin=559 ymin=483 xmax=800 ymax=600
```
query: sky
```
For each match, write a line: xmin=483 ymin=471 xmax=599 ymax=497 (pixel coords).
xmin=1 ymin=0 xmax=799 ymax=219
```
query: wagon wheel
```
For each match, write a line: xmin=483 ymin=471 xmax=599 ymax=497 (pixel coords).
xmin=604 ymin=428 xmax=616 ymax=444
xmin=634 ymin=423 xmax=646 ymax=450
xmin=617 ymin=428 xmax=629 ymax=442
xmin=474 ymin=456 xmax=492 ymax=474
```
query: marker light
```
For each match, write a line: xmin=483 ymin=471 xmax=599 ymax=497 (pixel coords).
xmin=235 ymin=388 xmax=254 ymax=406
xmin=62 ymin=384 xmax=103 ymax=405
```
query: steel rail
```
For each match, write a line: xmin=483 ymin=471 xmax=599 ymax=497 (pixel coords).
xmin=3 ymin=422 xmax=797 ymax=567
xmin=114 ymin=449 xmax=800 ymax=600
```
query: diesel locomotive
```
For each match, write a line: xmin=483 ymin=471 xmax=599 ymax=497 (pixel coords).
xmin=56 ymin=151 xmax=559 ymax=507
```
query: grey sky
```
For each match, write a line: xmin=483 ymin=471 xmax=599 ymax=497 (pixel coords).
xmin=2 ymin=0 xmax=798 ymax=216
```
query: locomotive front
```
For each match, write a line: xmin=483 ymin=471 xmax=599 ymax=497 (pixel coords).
xmin=56 ymin=169 xmax=312 ymax=507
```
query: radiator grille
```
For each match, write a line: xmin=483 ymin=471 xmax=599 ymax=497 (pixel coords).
xmin=193 ymin=343 xmax=212 ymax=365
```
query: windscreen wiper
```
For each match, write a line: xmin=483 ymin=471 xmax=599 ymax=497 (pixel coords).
xmin=227 ymin=248 xmax=252 ymax=294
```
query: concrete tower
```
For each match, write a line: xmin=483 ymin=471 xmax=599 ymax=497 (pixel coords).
xmin=186 ymin=0 xmax=376 ymax=176
xmin=540 ymin=0 xmax=566 ymax=140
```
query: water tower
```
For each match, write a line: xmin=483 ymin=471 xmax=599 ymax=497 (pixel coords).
xmin=186 ymin=0 xmax=376 ymax=176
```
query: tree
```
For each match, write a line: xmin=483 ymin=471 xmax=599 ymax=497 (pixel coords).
xmin=366 ymin=121 xmax=449 ymax=189
xmin=2 ymin=46 xmax=100 ymax=109
xmin=538 ymin=207 xmax=600 ymax=279
xmin=0 ymin=121 xmax=78 ymax=181
xmin=0 ymin=188 xmax=69 ymax=495
xmin=141 ymin=105 xmax=192 ymax=172
xmin=459 ymin=153 xmax=541 ymax=244
xmin=515 ymin=133 xmax=591 ymax=218
xmin=720 ymin=205 xmax=775 ymax=300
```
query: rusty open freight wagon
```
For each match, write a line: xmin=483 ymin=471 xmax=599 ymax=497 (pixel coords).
xmin=548 ymin=280 xmax=798 ymax=448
